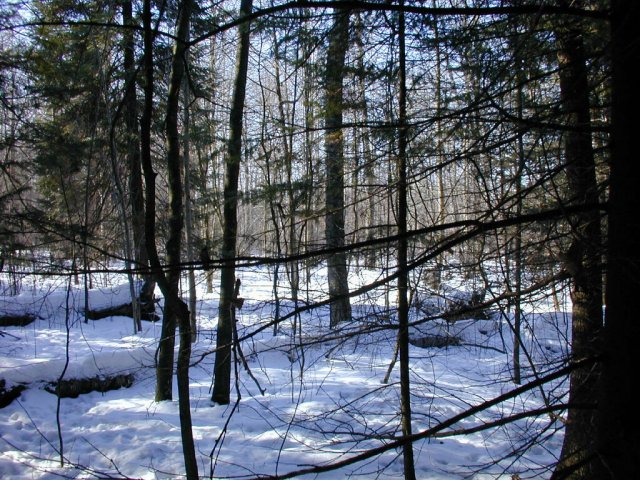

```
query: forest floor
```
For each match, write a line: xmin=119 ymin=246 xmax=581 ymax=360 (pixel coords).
xmin=0 ymin=265 xmax=570 ymax=479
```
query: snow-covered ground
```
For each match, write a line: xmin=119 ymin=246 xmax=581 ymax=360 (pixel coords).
xmin=0 ymin=265 xmax=571 ymax=479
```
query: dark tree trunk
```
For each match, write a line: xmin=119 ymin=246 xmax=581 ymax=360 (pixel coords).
xmin=155 ymin=15 xmax=182 ymax=398
xmin=158 ymin=0 xmax=198 ymax=476
xmin=212 ymin=0 xmax=253 ymax=406
xmin=552 ymin=17 xmax=603 ymax=480
xmin=139 ymin=0 xmax=173 ymax=402
xmin=138 ymin=1 xmax=198 ymax=476
xmin=122 ymin=0 xmax=149 ymax=333
xmin=324 ymin=4 xmax=352 ymax=328
xmin=126 ymin=0 xmax=156 ymax=315
xmin=595 ymin=1 xmax=640 ymax=478
xmin=396 ymin=6 xmax=416 ymax=479
xmin=183 ymin=68 xmax=197 ymax=341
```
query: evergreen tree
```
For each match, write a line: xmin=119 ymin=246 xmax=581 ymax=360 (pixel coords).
xmin=324 ymin=3 xmax=352 ymax=328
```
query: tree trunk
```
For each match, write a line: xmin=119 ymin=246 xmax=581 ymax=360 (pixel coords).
xmin=212 ymin=0 xmax=253 ymax=405
xmin=105 ymin=72 xmax=139 ymax=338
xmin=595 ymin=1 xmax=640 ymax=477
xmin=354 ymin=13 xmax=377 ymax=269
xmin=258 ymin=110 xmax=283 ymax=335
xmin=552 ymin=18 xmax=603 ymax=480
xmin=272 ymin=34 xmax=301 ymax=330
xmin=123 ymin=0 xmax=155 ymax=322
xmin=183 ymin=70 xmax=197 ymax=342
xmin=302 ymin=26 xmax=316 ymax=305
xmin=512 ymin=54 xmax=526 ymax=386
xmin=160 ymin=0 xmax=198 ymax=476
xmin=433 ymin=3 xmax=445 ymax=288
xmin=324 ymin=4 xmax=351 ymax=328
xmin=396 ymin=7 xmax=416 ymax=479
xmin=139 ymin=0 xmax=173 ymax=402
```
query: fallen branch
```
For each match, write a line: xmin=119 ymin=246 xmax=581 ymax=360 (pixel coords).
xmin=0 ymin=314 xmax=37 ymax=327
xmin=45 ymin=374 xmax=134 ymax=398
xmin=85 ymin=302 xmax=159 ymax=322
xmin=0 ymin=379 xmax=26 ymax=408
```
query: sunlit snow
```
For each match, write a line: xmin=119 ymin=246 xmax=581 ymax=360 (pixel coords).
xmin=0 ymin=265 xmax=570 ymax=479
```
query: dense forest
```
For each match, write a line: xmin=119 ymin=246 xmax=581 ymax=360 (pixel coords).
xmin=1 ymin=0 xmax=638 ymax=479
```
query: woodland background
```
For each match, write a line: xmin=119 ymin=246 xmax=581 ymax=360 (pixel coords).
xmin=1 ymin=1 xmax=639 ymax=479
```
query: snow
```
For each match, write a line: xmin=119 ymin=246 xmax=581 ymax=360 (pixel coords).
xmin=0 ymin=266 xmax=570 ymax=479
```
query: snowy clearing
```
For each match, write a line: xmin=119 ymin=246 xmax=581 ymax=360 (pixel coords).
xmin=0 ymin=266 xmax=570 ymax=479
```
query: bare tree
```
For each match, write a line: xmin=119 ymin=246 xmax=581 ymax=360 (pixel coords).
xmin=396 ymin=4 xmax=416 ymax=479
xmin=212 ymin=0 xmax=254 ymax=406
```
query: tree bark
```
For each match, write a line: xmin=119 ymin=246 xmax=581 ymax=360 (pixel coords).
xmin=324 ymin=3 xmax=352 ymax=328
xmin=396 ymin=7 xmax=416 ymax=479
xmin=258 ymin=99 xmax=283 ymax=335
xmin=354 ymin=13 xmax=377 ymax=269
xmin=122 ymin=0 xmax=147 ymax=332
xmin=105 ymin=71 xmax=139 ymax=338
xmin=140 ymin=0 xmax=171 ymax=401
xmin=160 ymin=0 xmax=198 ymax=476
xmin=552 ymin=17 xmax=603 ymax=480
xmin=595 ymin=1 xmax=640 ymax=478
xmin=140 ymin=0 xmax=160 ymax=326
xmin=183 ymin=66 xmax=197 ymax=342
xmin=138 ymin=0 xmax=198 ymax=476
xmin=512 ymin=47 xmax=526 ymax=386
xmin=274 ymin=35 xmax=301 ymax=323
xmin=212 ymin=0 xmax=253 ymax=405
